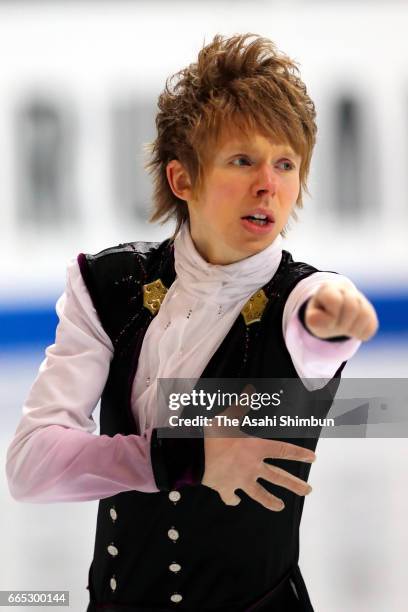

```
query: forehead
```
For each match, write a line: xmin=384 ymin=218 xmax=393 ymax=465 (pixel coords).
xmin=214 ymin=129 xmax=299 ymax=157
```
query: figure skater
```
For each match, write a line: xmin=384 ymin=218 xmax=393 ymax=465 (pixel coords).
xmin=6 ymin=33 xmax=378 ymax=611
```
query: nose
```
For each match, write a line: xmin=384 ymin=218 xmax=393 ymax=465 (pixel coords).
xmin=252 ymin=163 xmax=278 ymax=197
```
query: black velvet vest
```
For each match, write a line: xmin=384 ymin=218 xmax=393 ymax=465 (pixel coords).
xmin=78 ymin=239 xmax=343 ymax=612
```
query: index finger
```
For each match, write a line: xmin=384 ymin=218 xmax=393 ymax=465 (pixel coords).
xmin=259 ymin=439 xmax=316 ymax=463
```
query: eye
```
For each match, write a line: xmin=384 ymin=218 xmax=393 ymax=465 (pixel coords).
xmin=277 ymin=159 xmax=295 ymax=171
xmin=231 ymin=156 xmax=252 ymax=167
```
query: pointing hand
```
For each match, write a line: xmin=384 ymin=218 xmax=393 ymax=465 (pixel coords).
xmin=304 ymin=283 xmax=379 ymax=341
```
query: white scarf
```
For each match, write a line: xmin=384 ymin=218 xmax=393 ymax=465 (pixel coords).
xmin=131 ymin=222 xmax=283 ymax=433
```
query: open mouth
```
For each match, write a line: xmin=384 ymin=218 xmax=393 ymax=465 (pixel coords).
xmin=241 ymin=214 xmax=272 ymax=226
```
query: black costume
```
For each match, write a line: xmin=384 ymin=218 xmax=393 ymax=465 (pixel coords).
xmin=78 ymin=238 xmax=344 ymax=611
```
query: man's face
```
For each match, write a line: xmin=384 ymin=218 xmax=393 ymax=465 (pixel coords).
xmin=167 ymin=130 xmax=301 ymax=265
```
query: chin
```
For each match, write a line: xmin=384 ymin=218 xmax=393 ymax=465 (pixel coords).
xmin=239 ymin=243 xmax=267 ymax=260
xmin=248 ymin=234 xmax=277 ymax=249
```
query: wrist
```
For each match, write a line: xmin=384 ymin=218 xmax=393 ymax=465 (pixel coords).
xmin=151 ymin=428 xmax=205 ymax=491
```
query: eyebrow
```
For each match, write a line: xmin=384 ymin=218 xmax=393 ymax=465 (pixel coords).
xmin=223 ymin=142 xmax=299 ymax=158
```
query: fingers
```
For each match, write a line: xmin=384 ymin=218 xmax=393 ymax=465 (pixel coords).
xmin=260 ymin=463 xmax=312 ymax=497
xmin=215 ymin=480 xmax=287 ymax=512
xmin=305 ymin=283 xmax=379 ymax=341
xmin=214 ymin=465 xmax=312 ymax=512
xmin=218 ymin=490 xmax=242 ymax=506
xmin=204 ymin=438 xmax=315 ymax=512
xmin=314 ymin=286 xmax=360 ymax=330
xmin=243 ymin=464 xmax=312 ymax=511
xmin=346 ymin=297 xmax=378 ymax=340
xmin=257 ymin=438 xmax=316 ymax=463
xmin=244 ymin=481 xmax=285 ymax=512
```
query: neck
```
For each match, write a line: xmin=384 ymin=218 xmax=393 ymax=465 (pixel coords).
xmin=189 ymin=225 xmax=273 ymax=266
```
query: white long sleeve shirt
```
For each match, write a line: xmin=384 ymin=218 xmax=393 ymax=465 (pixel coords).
xmin=6 ymin=227 xmax=361 ymax=503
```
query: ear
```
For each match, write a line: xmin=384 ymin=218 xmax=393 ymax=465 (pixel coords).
xmin=166 ymin=160 xmax=193 ymax=201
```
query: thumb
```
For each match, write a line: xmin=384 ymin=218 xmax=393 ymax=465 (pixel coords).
xmin=306 ymin=305 xmax=335 ymax=330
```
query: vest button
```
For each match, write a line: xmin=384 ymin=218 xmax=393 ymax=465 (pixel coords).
xmin=170 ymin=593 xmax=183 ymax=603
xmin=110 ymin=507 xmax=117 ymax=522
xmin=168 ymin=528 xmax=179 ymax=541
xmin=110 ymin=576 xmax=117 ymax=591
xmin=168 ymin=490 xmax=181 ymax=503
xmin=107 ymin=544 xmax=119 ymax=556
xmin=169 ymin=562 xmax=181 ymax=573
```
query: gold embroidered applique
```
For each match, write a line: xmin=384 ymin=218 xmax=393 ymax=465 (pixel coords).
xmin=143 ymin=279 xmax=168 ymax=315
xmin=241 ymin=289 xmax=269 ymax=325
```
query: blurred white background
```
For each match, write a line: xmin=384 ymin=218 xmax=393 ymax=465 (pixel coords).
xmin=1 ymin=1 xmax=407 ymax=611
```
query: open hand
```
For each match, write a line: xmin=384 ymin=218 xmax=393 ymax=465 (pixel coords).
xmin=202 ymin=435 xmax=315 ymax=511
xmin=202 ymin=386 xmax=315 ymax=511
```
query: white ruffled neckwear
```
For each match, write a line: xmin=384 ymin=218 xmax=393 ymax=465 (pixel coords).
xmin=174 ymin=221 xmax=283 ymax=304
xmin=132 ymin=221 xmax=283 ymax=434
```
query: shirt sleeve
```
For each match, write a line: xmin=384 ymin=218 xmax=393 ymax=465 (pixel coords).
xmin=282 ymin=272 xmax=362 ymax=391
xmin=5 ymin=258 xmax=159 ymax=503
